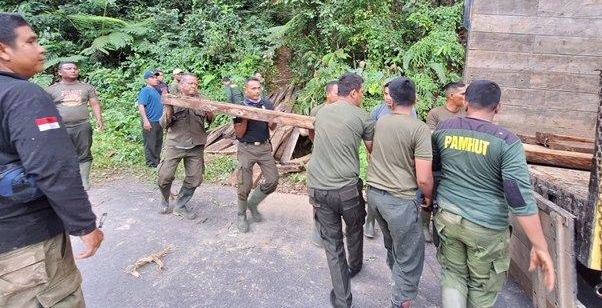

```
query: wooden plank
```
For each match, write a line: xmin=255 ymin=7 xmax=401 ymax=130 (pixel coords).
xmin=288 ymin=154 xmax=310 ymax=165
xmin=270 ymin=126 xmax=293 ymax=152
xmin=469 ymin=31 xmax=534 ymax=53
xmin=517 ymin=134 xmax=539 ymax=145
xmin=494 ymin=105 xmax=597 ymax=137
xmin=466 ymin=50 xmax=602 ymax=76
xmin=471 ymin=14 xmax=602 ymax=38
xmin=164 ymin=95 xmax=315 ymax=129
xmin=535 ymin=132 xmax=595 ymax=145
xmin=205 ymin=138 xmax=233 ymax=152
xmin=523 ymin=143 xmax=592 ymax=170
xmin=464 ymin=68 xmax=600 ymax=94
xmin=534 ymin=36 xmax=602 ymax=57
xmin=501 ymin=88 xmax=598 ymax=113
xmin=205 ymin=124 xmax=229 ymax=146
xmin=472 ymin=0 xmax=538 ymax=16
xmin=280 ymin=127 xmax=300 ymax=164
xmin=548 ymin=140 xmax=594 ymax=154
xmin=537 ymin=0 xmax=602 ymax=18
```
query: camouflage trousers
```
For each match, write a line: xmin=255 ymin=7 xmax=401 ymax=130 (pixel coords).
xmin=0 ymin=233 xmax=85 ymax=308
xmin=434 ymin=209 xmax=511 ymax=308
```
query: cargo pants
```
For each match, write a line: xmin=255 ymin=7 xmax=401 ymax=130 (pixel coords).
xmin=434 ymin=209 xmax=511 ymax=308
xmin=0 ymin=233 xmax=85 ymax=308
xmin=367 ymin=186 xmax=425 ymax=306
xmin=308 ymin=180 xmax=366 ymax=308
xmin=142 ymin=121 xmax=163 ymax=167
xmin=236 ymin=142 xmax=278 ymax=201
xmin=65 ymin=122 xmax=93 ymax=163
xmin=158 ymin=145 xmax=205 ymax=191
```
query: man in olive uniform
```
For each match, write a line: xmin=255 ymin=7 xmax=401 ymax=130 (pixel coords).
xmin=0 ymin=13 xmax=103 ymax=308
xmin=158 ymin=73 xmax=213 ymax=219
xmin=426 ymin=81 xmax=466 ymax=130
xmin=233 ymin=77 xmax=278 ymax=233
xmin=366 ymin=77 xmax=433 ymax=308
xmin=432 ymin=80 xmax=555 ymax=308
xmin=304 ymin=80 xmax=338 ymax=247
xmin=307 ymin=73 xmax=375 ymax=308
xmin=222 ymin=77 xmax=243 ymax=104
xmin=169 ymin=68 xmax=183 ymax=95
xmin=46 ymin=62 xmax=103 ymax=190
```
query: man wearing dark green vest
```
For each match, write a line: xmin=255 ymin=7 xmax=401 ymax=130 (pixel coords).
xmin=432 ymin=80 xmax=555 ymax=308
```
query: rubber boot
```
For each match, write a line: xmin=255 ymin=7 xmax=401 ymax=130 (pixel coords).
xmin=173 ymin=187 xmax=196 ymax=220
xmin=364 ymin=218 xmax=375 ymax=239
xmin=421 ymin=210 xmax=433 ymax=243
xmin=159 ymin=186 xmax=171 ymax=214
xmin=441 ymin=287 xmax=467 ymax=308
xmin=79 ymin=162 xmax=92 ymax=191
xmin=237 ymin=199 xmax=249 ymax=233
xmin=246 ymin=188 xmax=267 ymax=222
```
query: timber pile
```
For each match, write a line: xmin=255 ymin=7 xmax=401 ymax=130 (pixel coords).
xmin=198 ymin=86 xmax=310 ymax=179
xmin=519 ymin=132 xmax=594 ymax=171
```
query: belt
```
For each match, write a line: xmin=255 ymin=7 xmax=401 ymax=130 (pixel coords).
xmin=241 ymin=140 xmax=268 ymax=146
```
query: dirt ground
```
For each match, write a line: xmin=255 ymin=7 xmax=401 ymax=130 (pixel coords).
xmin=72 ymin=176 xmax=533 ymax=308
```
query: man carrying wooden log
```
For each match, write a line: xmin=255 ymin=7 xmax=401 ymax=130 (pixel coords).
xmin=307 ymin=73 xmax=375 ymax=308
xmin=157 ymin=73 xmax=213 ymax=219
xmin=233 ymin=77 xmax=278 ymax=233
xmin=366 ymin=77 xmax=433 ymax=308
xmin=432 ymin=80 xmax=555 ymax=308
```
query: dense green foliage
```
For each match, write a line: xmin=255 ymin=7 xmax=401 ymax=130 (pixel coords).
xmin=0 ymin=0 xmax=464 ymax=173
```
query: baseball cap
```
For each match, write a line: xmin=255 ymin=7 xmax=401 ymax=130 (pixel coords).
xmin=143 ymin=70 xmax=159 ymax=79
xmin=172 ymin=68 xmax=183 ymax=75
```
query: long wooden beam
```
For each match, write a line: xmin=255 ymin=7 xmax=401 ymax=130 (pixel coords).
xmin=163 ymin=95 xmax=315 ymax=129
xmin=524 ymin=143 xmax=593 ymax=171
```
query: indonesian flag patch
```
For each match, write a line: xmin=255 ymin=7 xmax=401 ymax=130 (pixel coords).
xmin=35 ymin=117 xmax=61 ymax=131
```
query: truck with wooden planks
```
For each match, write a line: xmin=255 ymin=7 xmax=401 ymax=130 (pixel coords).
xmin=464 ymin=0 xmax=602 ymax=307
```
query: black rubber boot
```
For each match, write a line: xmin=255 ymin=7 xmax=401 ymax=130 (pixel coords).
xmin=159 ymin=186 xmax=171 ymax=214
xmin=173 ymin=187 xmax=196 ymax=220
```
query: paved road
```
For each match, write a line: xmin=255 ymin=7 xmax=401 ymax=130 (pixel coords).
xmin=73 ymin=177 xmax=532 ymax=308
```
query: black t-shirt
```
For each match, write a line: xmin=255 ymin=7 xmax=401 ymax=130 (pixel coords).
xmin=233 ymin=98 xmax=274 ymax=143
xmin=0 ymin=71 xmax=97 ymax=253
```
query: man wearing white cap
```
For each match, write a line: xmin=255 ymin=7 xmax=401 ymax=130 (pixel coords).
xmin=170 ymin=68 xmax=183 ymax=95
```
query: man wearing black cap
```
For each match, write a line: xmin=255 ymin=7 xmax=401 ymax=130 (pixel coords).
xmin=366 ymin=77 xmax=433 ymax=308
xmin=0 ymin=13 xmax=103 ymax=307
xmin=137 ymin=70 xmax=164 ymax=167
xmin=432 ymin=80 xmax=554 ymax=308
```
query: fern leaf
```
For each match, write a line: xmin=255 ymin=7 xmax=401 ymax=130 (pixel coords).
xmin=68 ymin=14 xmax=127 ymax=31
xmin=428 ymin=62 xmax=446 ymax=83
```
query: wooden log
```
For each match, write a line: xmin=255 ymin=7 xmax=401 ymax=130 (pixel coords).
xmin=205 ymin=138 xmax=233 ymax=152
xmin=523 ymin=143 xmax=592 ymax=171
xmin=548 ymin=140 xmax=594 ymax=154
xmin=535 ymin=132 xmax=595 ymax=147
xmin=280 ymin=127 xmax=300 ymax=164
xmin=270 ymin=126 xmax=293 ymax=153
xmin=288 ymin=154 xmax=310 ymax=165
xmin=517 ymin=133 xmax=539 ymax=145
xmin=205 ymin=124 xmax=229 ymax=146
xmin=164 ymin=95 xmax=314 ymax=129
xmin=277 ymin=163 xmax=304 ymax=175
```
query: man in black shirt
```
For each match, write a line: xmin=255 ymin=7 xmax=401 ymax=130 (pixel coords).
xmin=0 ymin=13 xmax=103 ymax=307
xmin=233 ymin=77 xmax=278 ymax=233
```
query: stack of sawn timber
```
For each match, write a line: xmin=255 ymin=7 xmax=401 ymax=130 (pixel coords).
xmin=204 ymin=85 xmax=310 ymax=181
xmin=518 ymin=132 xmax=594 ymax=171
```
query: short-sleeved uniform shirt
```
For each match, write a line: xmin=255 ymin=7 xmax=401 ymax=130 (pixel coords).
xmin=310 ymin=103 xmax=326 ymax=117
xmin=232 ymin=98 xmax=274 ymax=143
xmin=46 ymin=81 xmax=97 ymax=127
xmin=138 ymin=86 xmax=163 ymax=122
xmin=367 ymin=114 xmax=432 ymax=199
xmin=432 ymin=117 xmax=537 ymax=230
xmin=426 ymin=105 xmax=465 ymax=130
xmin=307 ymin=100 xmax=375 ymax=190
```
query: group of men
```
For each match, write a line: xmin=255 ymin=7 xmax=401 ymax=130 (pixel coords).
xmin=0 ymin=12 xmax=556 ymax=308
xmin=305 ymin=73 xmax=555 ymax=308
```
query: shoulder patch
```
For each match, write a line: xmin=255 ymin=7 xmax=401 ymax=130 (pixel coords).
xmin=35 ymin=117 xmax=61 ymax=131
